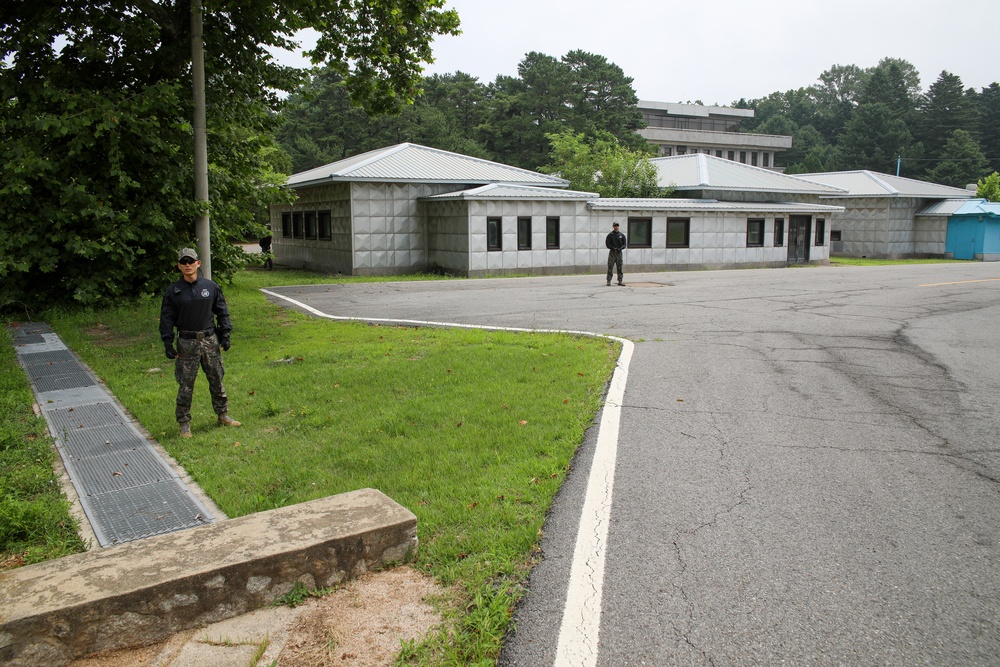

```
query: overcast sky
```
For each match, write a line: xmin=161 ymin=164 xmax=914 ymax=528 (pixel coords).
xmin=279 ymin=0 xmax=995 ymax=105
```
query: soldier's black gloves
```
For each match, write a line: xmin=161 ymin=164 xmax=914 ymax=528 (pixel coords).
xmin=165 ymin=345 xmax=177 ymax=360
xmin=220 ymin=338 xmax=231 ymax=352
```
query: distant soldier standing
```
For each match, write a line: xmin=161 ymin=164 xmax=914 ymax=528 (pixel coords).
xmin=160 ymin=247 xmax=241 ymax=437
xmin=606 ymin=221 xmax=627 ymax=286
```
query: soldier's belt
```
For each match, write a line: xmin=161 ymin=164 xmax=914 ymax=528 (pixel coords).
xmin=179 ymin=329 xmax=216 ymax=340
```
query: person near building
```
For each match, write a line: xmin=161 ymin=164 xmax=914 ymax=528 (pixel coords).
xmin=606 ymin=222 xmax=627 ymax=286
xmin=159 ymin=247 xmax=240 ymax=437
xmin=259 ymin=234 xmax=273 ymax=270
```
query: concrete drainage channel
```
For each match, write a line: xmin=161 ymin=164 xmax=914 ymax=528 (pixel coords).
xmin=0 ymin=322 xmax=418 ymax=666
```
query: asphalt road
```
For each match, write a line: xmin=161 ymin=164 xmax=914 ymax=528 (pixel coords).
xmin=265 ymin=263 xmax=1000 ymax=667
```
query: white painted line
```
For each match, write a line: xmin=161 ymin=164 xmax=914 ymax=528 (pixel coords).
xmin=554 ymin=338 xmax=632 ymax=667
xmin=261 ymin=288 xmax=633 ymax=667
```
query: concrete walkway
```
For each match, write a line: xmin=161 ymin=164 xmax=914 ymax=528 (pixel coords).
xmin=2 ymin=323 xmax=419 ymax=666
xmin=8 ymin=321 xmax=218 ymax=546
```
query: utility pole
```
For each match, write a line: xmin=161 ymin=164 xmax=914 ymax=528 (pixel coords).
xmin=191 ymin=0 xmax=212 ymax=279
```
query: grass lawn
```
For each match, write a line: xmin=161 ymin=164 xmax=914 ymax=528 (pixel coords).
xmin=7 ymin=267 xmax=619 ymax=665
xmin=0 ymin=330 xmax=87 ymax=568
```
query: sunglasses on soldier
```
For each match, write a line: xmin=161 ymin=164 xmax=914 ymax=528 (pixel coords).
xmin=178 ymin=257 xmax=197 ymax=265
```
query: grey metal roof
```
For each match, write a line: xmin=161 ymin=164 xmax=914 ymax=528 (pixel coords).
xmin=587 ymin=198 xmax=844 ymax=213
xmin=650 ymin=154 xmax=846 ymax=195
xmin=915 ymin=199 xmax=972 ymax=216
xmin=422 ymin=183 xmax=599 ymax=201
xmin=796 ymin=171 xmax=977 ymax=199
xmin=287 ymin=143 xmax=569 ymax=189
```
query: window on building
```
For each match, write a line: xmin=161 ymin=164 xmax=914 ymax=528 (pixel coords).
xmin=487 ymin=217 xmax=502 ymax=251
xmin=740 ymin=151 xmax=747 ymax=164
xmin=815 ymin=218 xmax=826 ymax=245
xmin=666 ymin=218 xmax=690 ymax=248
xmin=546 ymin=216 xmax=560 ymax=249
xmin=292 ymin=211 xmax=304 ymax=239
xmin=517 ymin=216 xmax=532 ymax=250
xmin=831 ymin=230 xmax=842 ymax=242
xmin=318 ymin=210 xmax=332 ymax=240
xmin=660 ymin=146 xmax=672 ymax=156
xmin=628 ymin=217 xmax=652 ymax=248
xmin=304 ymin=211 xmax=317 ymax=240
xmin=774 ymin=218 xmax=784 ymax=247
xmin=728 ymin=151 xmax=735 ymax=161
xmin=281 ymin=212 xmax=291 ymax=238
xmin=751 ymin=152 xmax=758 ymax=166
xmin=762 ymin=153 xmax=771 ymax=168
xmin=677 ymin=146 xmax=687 ymax=155
xmin=747 ymin=218 xmax=765 ymax=247
xmin=716 ymin=150 xmax=723 ymax=158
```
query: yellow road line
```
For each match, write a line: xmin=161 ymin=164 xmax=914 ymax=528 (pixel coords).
xmin=920 ymin=278 xmax=1000 ymax=286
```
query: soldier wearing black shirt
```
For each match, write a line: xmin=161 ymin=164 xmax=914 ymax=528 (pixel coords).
xmin=606 ymin=222 xmax=627 ymax=286
xmin=159 ymin=247 xmax=240 ymax=437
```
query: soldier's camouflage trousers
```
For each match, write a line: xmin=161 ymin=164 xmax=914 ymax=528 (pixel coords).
xmin=175 ymin=334 xmax=228 ymax=423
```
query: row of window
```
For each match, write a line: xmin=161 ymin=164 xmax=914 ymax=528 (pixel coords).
xmin=656 ymin=145 xmax=772 ymax=168
xmin=281 ymin=211 xmax=333 ymax=240
xmin=641 ymin=113 xmax=741 ymax=133
xmin=487 ymin=217 xmax=826 ymax=251
xmin=280 ymin=210 xmax=825 ymax=252
xmin=487 ymin=216 xmax=562 ymax=251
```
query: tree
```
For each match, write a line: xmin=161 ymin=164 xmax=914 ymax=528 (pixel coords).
xmin=481 ymin=50 xmax=643 ymax=170
xmin=808 ymin=63 xmax=865 ymax=139
xmin=277 ymin=69 xmax=490 ymax=174
xmin=978 ymin=83 xmax=1000 ymax=174
xmin=0 ymin=1 xmax=460 ymax=309
xmin=918 ymin=71 xmax=980 ymax=160
xmin=836 ymin=103 xmax=922 ymax=173
xmin=541 ymin=131 xmax=664 ymax=198
xmin=977 ymin=172 xmax=1000 ymax=202
xmin=925 ymin=130 xmax=989 ymax=187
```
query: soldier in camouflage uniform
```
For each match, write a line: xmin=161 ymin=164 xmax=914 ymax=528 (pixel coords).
xmin=159 ymin=247 xmax=241 ymax=437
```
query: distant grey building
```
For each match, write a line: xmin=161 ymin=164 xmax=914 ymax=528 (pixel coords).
xmin=797 ymin=171 xmax=976 ymax=257
xmin=637 ymin=101 xmax=792 ymax=171
xmin=270 ymin=143 xmax=842 ymax=277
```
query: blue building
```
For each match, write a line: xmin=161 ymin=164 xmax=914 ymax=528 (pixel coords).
xmin=944 ymin=199 xmax=1000 ymax=261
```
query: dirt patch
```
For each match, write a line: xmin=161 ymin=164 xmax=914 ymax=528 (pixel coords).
xmin=69 ymin=566 xmax=444 ymax=667
xmin=277 ymin=567 xmax=444 ymax=666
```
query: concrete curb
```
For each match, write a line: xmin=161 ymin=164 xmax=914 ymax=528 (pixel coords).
xmin=0 ymin=488 xmax=417 ymax=667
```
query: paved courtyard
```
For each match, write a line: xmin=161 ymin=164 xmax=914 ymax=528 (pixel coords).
xmin=267 ymin=262 xmax=1000 ymax=666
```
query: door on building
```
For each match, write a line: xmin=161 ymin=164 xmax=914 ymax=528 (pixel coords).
xmin=787 ymin=216 xmax=812 ymax=264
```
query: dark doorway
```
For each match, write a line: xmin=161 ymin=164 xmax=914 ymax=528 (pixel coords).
xmin=788 ymin=216 xmax=812 ymax=264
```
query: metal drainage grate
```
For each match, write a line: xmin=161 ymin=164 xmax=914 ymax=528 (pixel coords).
xmin=9 ymin=322 xmax=217 ymax=546
xmin=82 ymin=482 xmax=211 ymax=545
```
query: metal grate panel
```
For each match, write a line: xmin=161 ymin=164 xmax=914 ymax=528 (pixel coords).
xmin=83 ymin=482 xmax=211 ymax=545
xmin=58 ymin=424 xmax=149 ymax=458
xmin=66 ymin=448 xmax=177 ymax=495
xmin=47 ymin=402 xmax=126 ymax=434
xmin=20 ymin=348 xmax=76 ymax=366
xmin=10 ymin=322 xmax=216 ymax=547
xmin=36 ymin=386 xmax=112 ymax=409
xmin=13 ymin=333 xmax=47 ymax=345
xmin=33 ymin=371 xmax=98 ymax=393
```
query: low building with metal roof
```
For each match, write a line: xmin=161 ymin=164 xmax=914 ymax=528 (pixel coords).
xmin=269 ymin=143 xmax=848 ymax=276
xmin=796 ymin=170 xmax=976 ymax=257
xmin=939 ymin=199 xmax=1000 ymax=261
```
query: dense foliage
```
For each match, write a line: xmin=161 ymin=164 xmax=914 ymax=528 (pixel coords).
xmin=541 ymin=131 xmax=666 ymax=198
xmin=277 ymin=49 xmax=645 ymax=173
xmin=0 ymin=0 xmax=459 ymax=311
xmin=738 ymin=59 xmax=998 ymax=183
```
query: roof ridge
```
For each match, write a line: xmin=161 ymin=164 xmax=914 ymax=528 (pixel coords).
xmin=863 ymin=171 xmax=900 ymax=195
xmin=697 ymin=154 xmax=710 ymax=186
